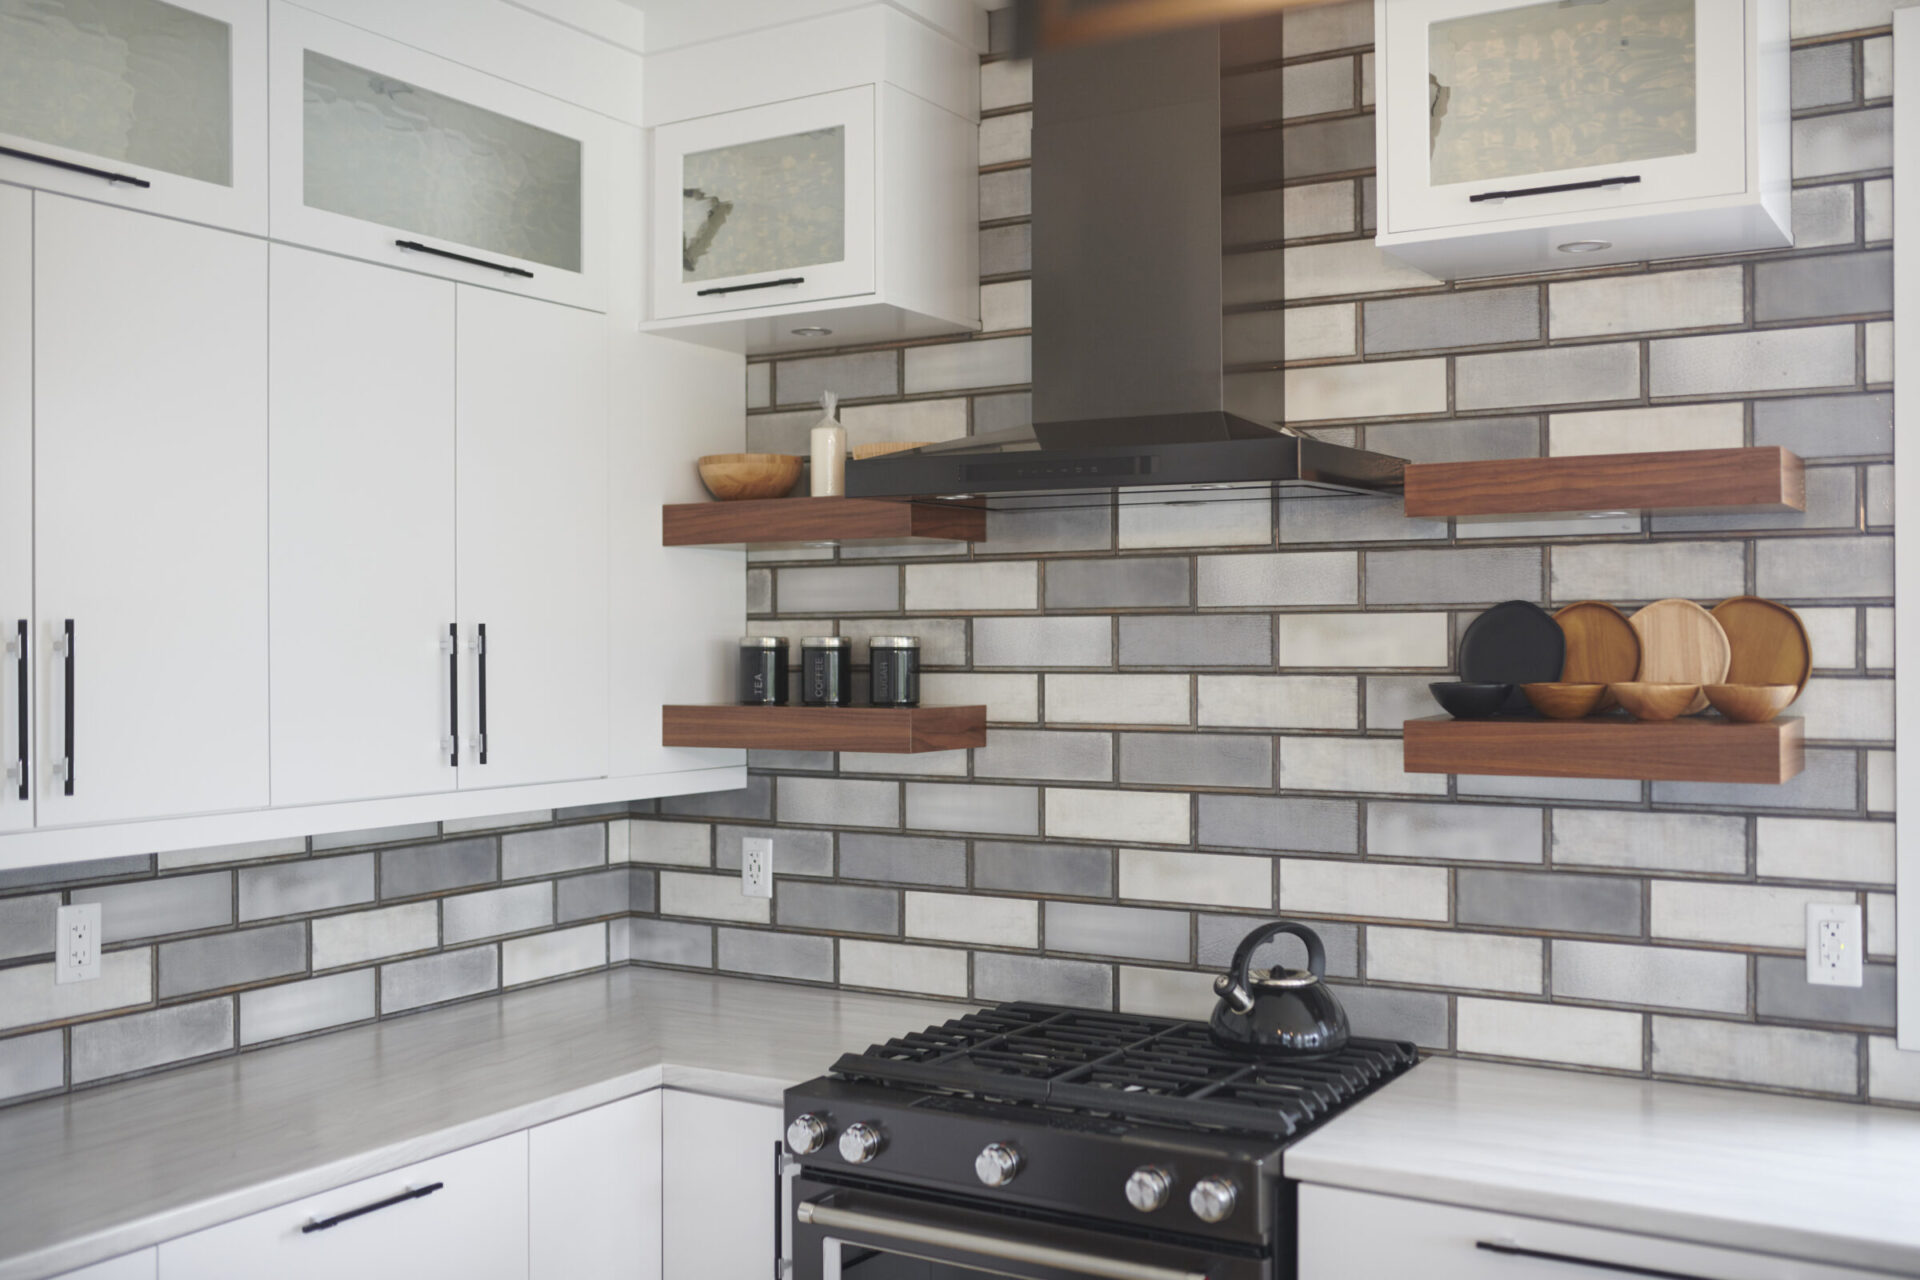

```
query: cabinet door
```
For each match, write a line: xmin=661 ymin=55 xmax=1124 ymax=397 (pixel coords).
xmin=661 ymin=1091 xmax=782 ymax=1280
xmin=455 ymin=287 xmax=608 ymax=790
xmin=269 ymin=245 xmax=458 ymax=807
xmin=0 ymin=184 xmax=29 ymax=833
xmin=0 ymin=0 xmax=266 ymax=234
xmin=1380 ymin=0 xmax=1749 ymax=234
xmin=530 ymin=1092 xmax=662 ymax=1280
xmin=52 ymin=1250 xmax=155 ymax=1280
xmin=652 ymin=86 xmax=876 ymax=321
xmin=158 ymin=1132 xmax=528 ymax=1280
xmin=268 ymin=1 xmax=611 ymax=312
xmin=34 ymin=193 xmax=267 ymax=827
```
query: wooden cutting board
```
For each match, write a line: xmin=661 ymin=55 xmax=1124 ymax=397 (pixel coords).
xmin=1629 ymin=599 xmax=1731 ymax=715
xmin=1712 ymin=596 xmax=1813 ymax=701
xmin=1553 ymin=601 xmax=1641 ymax=711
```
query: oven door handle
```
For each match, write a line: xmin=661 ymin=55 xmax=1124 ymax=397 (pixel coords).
xmin=797 ymin=1200 xmax=1212 ymax=1280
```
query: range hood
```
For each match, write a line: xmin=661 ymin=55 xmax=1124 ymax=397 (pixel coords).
xmin=847 ymin=22 xmax=1404 ymax=504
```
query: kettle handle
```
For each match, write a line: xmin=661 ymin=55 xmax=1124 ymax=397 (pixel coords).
xmin=1227 ymin=920 xmax=1327 ymax=986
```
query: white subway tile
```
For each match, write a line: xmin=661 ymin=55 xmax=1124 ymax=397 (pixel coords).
xmin=840 ymin=939 xmax=969 ymax=997
xmin=1865 ymin=321 xmax=1891 ymax=384
xmin=980 ymin=279 xmax=1031 ymax=332
xmin=1650 ymin=325 xmax=1856 ymax=397
xmin=1792 ymin=677 xmax=1894 ymax=742
xmin=0 ymin=949 xmax=152 ymax=1032
xmin=629 ymin=821 xmax=712 ymax=867
xmin=1279 ymin=858 xmax=1448 ymax=921
xmin=1286 ymin=358 xmax=1448 ymax=421
xmin=1549 ymin=541 xmax=1745 ymax=603
xmin=1281 ymin=736 xmax=1447 ymax=797
xmin=979 ymin=111 xmax=1031 ymax=165
xmin=922 ymin=673 xmax=1039 ymax=723
xmin=905 ymin=891 xmax=1038 ymax=947
xmin=1117 ymin=490 xmax=1271 ymax=549
xmin=1867 ymin=750 xmax=1894 ymax=813
xmin=1046 ymin=788 xmax=1191 ymax=845
xmin=1867 ymin=893 xmax=1894 ymax=955
xmin=659 ymin=871 xmax=771 ymax=924
xmin=1457 ymin=343 xmax=1641 ymax=411
xmin=1547 ymin=403 xmax=1745 ymax=457
xmin=1046 ymin=675 xmax=1190 ymax=726
xmin=1651 ymin=881 xmax=1856 ymax=948
xmin=1284 ymin=240 xmax=1440 ymax=300
xmin=904 ymin=561 xmax=1036 ymax=612
xmin=1284 ymin=303 xmax=1359 ymax=359
xmin=1548 ymin=267 xmax=1744 ymax=339
xmin=1653 ymin=1017 xmax=1857 ymax=1094
xmin=1551 ymin=940 xmax=1748 ymax=1013
xmin=1119 ymin=848 xmax=1272 ymax=908
xmin=1197 ymin=675 xmax=1357 ymax=730
xmin=980 ymin=58 xmax=1032 ymax=112
xmin=1368 ymin=802 xmax=1544 ymax=863
xmin=504 ymin=923 xmax=606 ymax=986
xmin=840 ymin=398 xmax=970 ymax=445
xmin=1368 ymin=927 xmax=1541 ymax=994
xmin=1868 ymin=1036 xmax=1920 ymax=1103
xmin=1864 ymin=178 xmax=1893 ymax=242
xmin=1756 ymin=818 xmax=1894 ymax=885
xmin=1118 ymin=966 xmax=1217 ymax=1019
xmin=1279 ymin=612 xmax=1450 ymax=668
xmin=1457 ymin=997 xmax=1643 ymax=1070
xmin=1551 ymin=810 xmax=1746 ymax=874
xmin=904 ymin=337 xmax=1030 ymax=394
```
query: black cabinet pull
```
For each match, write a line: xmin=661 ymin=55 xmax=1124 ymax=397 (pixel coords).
xmin=772 ymin=1142 xmax=783 ymax=1280
xmin=301 ymin=1181 xmax=444 ymax=1234
xmin=1469 ymin=175 xmax=1641 ymax=204
xmin=474 ymin=624 xmax=488 ymax=765
xmin=1475 ymin=1241 xmax=1712 ymax=1279
xmin=0 ymin=144 xmax=152 ymax=189
xmin=394 ymin=239 xmax=533 ymax=279
xmin=60 ymin=620 xmax=73 ymax=796
xmin=446 ymin=623 xmax=459 ymax=769
xmin=696 ymin=276 xmax=805 ymax=297
xmin=9 ymin=620 xmax=24 ymax=802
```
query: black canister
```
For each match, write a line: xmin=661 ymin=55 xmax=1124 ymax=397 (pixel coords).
xmin=869 ymin=636 xmax=921 ymax=707
xmin=800 ymin=636 xmax=852 ymax=707
xmin=738 ymin=637 xmax=790 ymax=705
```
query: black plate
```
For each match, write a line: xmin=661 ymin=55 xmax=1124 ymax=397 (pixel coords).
xmin=1459 ymin=601 xmax=1565 ymax=714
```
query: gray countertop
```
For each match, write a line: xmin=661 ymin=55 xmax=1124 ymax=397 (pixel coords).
xmin=0 ymin=968 xmax=967 ymax=1280
xmin=1286 ymin=1057 xmax=1920 ymax=1277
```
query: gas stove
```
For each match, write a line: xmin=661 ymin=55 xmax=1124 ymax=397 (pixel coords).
xmin=783 ymin=1003 xmax=1418 ymax=1280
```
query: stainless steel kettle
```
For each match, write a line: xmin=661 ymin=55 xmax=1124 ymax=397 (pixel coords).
xmin=1207 ymin=920 xmax=1350 ymax=1059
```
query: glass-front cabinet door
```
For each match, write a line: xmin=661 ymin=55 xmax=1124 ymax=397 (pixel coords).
xmin=0 ymin=0 xmax=266 ymax=232
xmin=268 ymin=1 xmax=611 ymax=311
xmin=1380 ymin=0 xmax=1748 ymax=232
xmin=651 ymin=86 xmax=876 ymax=321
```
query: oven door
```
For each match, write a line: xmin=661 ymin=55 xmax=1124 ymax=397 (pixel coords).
xmin=792 ymin=1183 xmax=1271 ymax=1280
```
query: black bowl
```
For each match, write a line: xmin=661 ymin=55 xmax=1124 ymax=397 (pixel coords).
xmin=1430 ymin=681 xmax=1513 ymax=720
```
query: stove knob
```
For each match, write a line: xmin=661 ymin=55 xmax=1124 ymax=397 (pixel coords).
xmin=1125 ymin=1166 xmax=1173 ymax=1213
xmin=1189 ymin=1176 xmax=1239 ymax=1224
xmin=786 ymin=1113 xmax=831 ymax=1155
xmin=974 ymin=1142 xmax=1022 ymax=1187
xmin=838 ymin=1122 xmax=885 ymax=1164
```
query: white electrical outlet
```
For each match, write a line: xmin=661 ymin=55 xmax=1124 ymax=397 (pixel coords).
xmin=742 ymin=837 xmax=773 ymax=898
xmin=56 ymin=902 xmax=101 ymax=984
xmin=1806 ymin=903 xmax=1863 ymax=987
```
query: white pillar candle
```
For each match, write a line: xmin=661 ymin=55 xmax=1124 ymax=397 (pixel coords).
xmin=809 ymin=391 xmax=846 ymax=497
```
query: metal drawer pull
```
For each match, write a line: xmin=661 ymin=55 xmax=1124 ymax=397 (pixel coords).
xmin=394 ymin=239 xmax=533 ymax=279
xmin=0 ymin=144 xmax=151 ymax=188
xmin=797 ymin=1201 xmax=1210 ymax=1280
xmin=302 ymin=1181 xmax=444 ymax=1234
xmin=8 ymin=620 xmax=24 ymax=801
xmin=1469 ymin=174 xmax=1641 ymax=204
xmin=1476 ymin=1241 xmax=1712 ymax=1279
xmin=696 ymin=276 xmax=804 ymax=297
xmin=471 ymin=624 xmax=488 ymax=764
xmin=57 ymin=621 xmax=74 ymax=795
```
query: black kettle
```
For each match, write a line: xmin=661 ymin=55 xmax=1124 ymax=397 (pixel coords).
xmin=1207 ymin=921 xmax=1350 ymax=1059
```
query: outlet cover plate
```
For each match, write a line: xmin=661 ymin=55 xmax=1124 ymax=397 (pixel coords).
xmin=1806 ymin=902 xmax=1863 ymax=987
xmin=742 ymin=837 xmax=773 ymax=899
xmin=56 ymin=902 xmax=101 ymax=984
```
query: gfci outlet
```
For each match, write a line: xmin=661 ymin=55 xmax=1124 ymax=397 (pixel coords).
xmin=56 ymin=902 xmax=101 ymax=985
xmin=1806 ymin=903 xmax=1863 ymax=988
xmin=741 ymin=837 xmax=774 ymax=898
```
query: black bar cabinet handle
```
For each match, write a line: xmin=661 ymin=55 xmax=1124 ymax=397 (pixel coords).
xmin=696 ymin=276 xmax=805 ymax=297
xmin=0 ymin=144 xmax=151 ymax=189
xmin=301 ymin=1181 xmax=444 ymax=1234
xmin=1469 ymin=174 xmax=1641 ymax=204
xmin=1475 ymin=1241 xmax=1712 ymax=1279
xmin=394 ymin=239 xmax=533 ymax=279
xmin=447 ymin=623 xmax=459 ymax=769
xmin=61 ymin=620 xmax=73 ymax=797
xmin=772 ymin=1142 xmax=783 ymax=1280
xmin=475 ymin=624 xmax=488 ymax=765
xmin=11 ymin=620 xmax=25 ymax=802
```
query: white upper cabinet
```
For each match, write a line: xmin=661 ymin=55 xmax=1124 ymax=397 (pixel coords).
xmin=0 ymin=185 xmax=30 ymax=834
xmin=268 ymin=2 xmax=614 ymax=311
xmin=1375 ymin=0 xmax=1790 ymax=279
xmin=0 ymin=0 xmax=267 ymax=234
xmin=33 ymin=194 xmax=268 ymax=827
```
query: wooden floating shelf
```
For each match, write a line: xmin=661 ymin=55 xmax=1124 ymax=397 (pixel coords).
xmin=662 ymin=496 xmax=985 ymax=547
xmin=1402 ymin=715 xmax=1804 ymax=784
xmin=1402 ymin=447 xmax=1806 ymax=518
xmin=663 ymin=704 xmax=986 ymax=754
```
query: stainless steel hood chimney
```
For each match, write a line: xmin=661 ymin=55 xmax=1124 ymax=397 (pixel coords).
xmin=846 ymin=22 xmax=1404 ymax=503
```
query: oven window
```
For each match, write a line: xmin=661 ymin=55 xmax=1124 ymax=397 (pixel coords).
xmin=834 ymin=1247 xmax=1006 ymax=1278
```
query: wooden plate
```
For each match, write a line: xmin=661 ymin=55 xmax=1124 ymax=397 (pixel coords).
xmin=1711 ymin=596 xmax=1813 ymax=703
xmin=1629 ymin=599 xmax=1731 ymax=715
xmin=1553 ymin=600 xmax=1640 ymax=711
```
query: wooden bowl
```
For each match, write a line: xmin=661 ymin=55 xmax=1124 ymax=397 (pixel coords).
xmin=1520 ymin=682 xmax=1608 ymax=720
xmin=1703 ymin=683 xmax=1797 ymax=723
xmin=697 ymin=453 xmax=802 ymax=501
xmin=1608 ymin=682 xmax=1700 ymax=722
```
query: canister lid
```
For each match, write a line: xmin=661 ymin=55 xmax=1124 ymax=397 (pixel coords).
xmin=740 ymin=636 xmax=788 ymax=648
xmin=868 ymin=636 xmax=921 ymax=648
xmin=799 ymin=635 xmax=850 ymax=648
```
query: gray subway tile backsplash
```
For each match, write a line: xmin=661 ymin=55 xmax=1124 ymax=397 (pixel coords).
xmin=72 ymin=998 xmax=234 ymax=1085
xmin=239 ymin=855 xmax=375 ymax=922
xmin=381 ymin=838 xmax=497 ymax=900
xmin=158 ymin=923 xmax=306 ymax=999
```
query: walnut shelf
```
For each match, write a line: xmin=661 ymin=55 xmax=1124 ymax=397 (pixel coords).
xmin=663 ymin=705 xmax=986 ymax=753
xmin=662 ymin=497 xmax=984 ymax=547
xmin=1403 ymin=715 xmax=1804 ymax=784
xmin=1402 ymin=448 xmax=1805 ymax=518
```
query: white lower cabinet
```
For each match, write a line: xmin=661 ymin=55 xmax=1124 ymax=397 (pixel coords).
xmin=662 ymin=1090 xmax=784 ymax=1280
xmin=54 ymin=1250 xmax=155 ymax=1280
xmin=530 ymin=1092 xmax=662 ymax=1280
xmin=157 ymin=1132 xmax=529 ymax=1280
xmin=1299 ymin=1185 xmax=1886 ymax=1280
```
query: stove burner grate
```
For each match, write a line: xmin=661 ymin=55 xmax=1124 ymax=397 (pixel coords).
xmin=831 ymin=1003 xmax=1416 ymax=1139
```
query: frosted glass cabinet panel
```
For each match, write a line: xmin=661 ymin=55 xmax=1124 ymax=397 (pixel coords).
xmin=0 ymin=0 xmax=266 ymax=232
xmin=269 ymin=2 xmax=611 ymax=311
xmin=1375 ymin=0 xmax=1788 ymax=279
xmin=653 ymin=86 xmax=876 ymax=320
